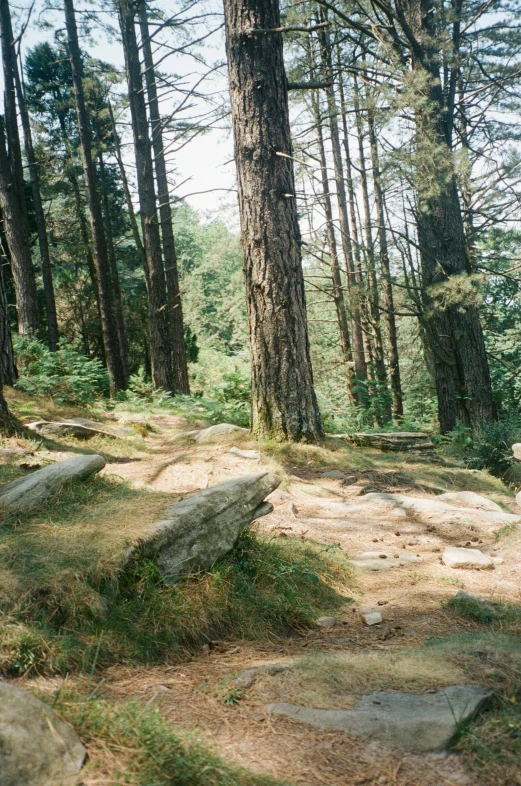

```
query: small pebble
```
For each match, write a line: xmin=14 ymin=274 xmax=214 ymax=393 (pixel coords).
xmin=361 ymin=612 xmax=383 ymax=626
xmin=316 ymin=616 xmax=337 ymax=628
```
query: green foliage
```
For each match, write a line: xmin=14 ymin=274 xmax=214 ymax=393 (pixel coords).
xmin=13 ymin=336 xmax=109 ymax=404
xmin=445 ymin=415 xmax=521 ymax=475
xmin=0 ymin=522 xmax=351 ymax=675
xmin=210 ymin=369 xmax=251 ymax=405
xmin=53 ymin=690 xmax=284 ymax=786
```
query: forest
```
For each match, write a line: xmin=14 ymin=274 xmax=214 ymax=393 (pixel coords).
xmin=2 ymin=1 xmax=521 ymax=785
xmin=0 ymin=0 xmax=519 ymax=452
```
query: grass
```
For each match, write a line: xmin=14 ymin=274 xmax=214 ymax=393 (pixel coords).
xmin=0 ymin=468 xmax=352 ymax=675
xmin=432 ymin=598 xmax=521 ymax=784
xmin=48 ymin=686 xmax=285 ymax=786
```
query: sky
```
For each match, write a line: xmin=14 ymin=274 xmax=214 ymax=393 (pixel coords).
xmin=5 ymin=0 xmax=237 ymax=218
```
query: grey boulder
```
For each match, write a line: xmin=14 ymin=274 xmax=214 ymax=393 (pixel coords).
xmin=27 ymin=418 xmax=129 ymax=439
xmin=193 ymin=423 xmax=249 ymax=444
xmin=0 ymin=454 xmax=105 ymax=510
xmin=0 ymin=681 xmax=86 ymax=786
xmin=127 ymin=471 xmax=280 ymax=580
xmin=442 ymin=546 xmax=493 ymax=570
xmin=268 ymin=686 xmax=491 ymax=752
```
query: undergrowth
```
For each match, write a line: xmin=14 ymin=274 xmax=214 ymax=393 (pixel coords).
xmin=50 ymin=688 xmax=284 ymax=786
xmin=0 ymin=508 xmax=352 ymax=675
xmin=439 ymin=598 xmax=521 ymax=784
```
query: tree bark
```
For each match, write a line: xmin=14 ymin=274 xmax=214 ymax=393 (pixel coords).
xmin=0 ymin=0 xmax=39 ymax=337
xmin=311 ymin=89 xmax=356 ymax=405
xmin=13 ymin=32 xmax=59 ymax=351
xmin=223 ymin=0 xmax=323 ymax=441
xmin=353 ymin=76 xmax=391 ymax=422
xmin=118 ymin=0 xmax=174 ymax=393
xmin=63 ymin=0 xmax=126 ymax=394
xmin=0 ymin=254 xmax=16 ymax=384
xmin=316 ymin=20 xmax=367 ymax=397
xmin=138 ymin=0 xmax=190 ymax=394
xmin=98 ymin=150 xmax=129 ymax=384
xmin=366 ymin=95 xmax=403 ymax=417
xmin=405 ymin=0 xmax=495 ymax=432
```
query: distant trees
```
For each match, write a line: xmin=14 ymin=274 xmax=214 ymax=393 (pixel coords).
xmin=223 ymin=0 xmax=323 ymax=441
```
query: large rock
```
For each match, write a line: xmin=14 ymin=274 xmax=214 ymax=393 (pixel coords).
xmin=437 ymin=491 xmax=503 ymax=513
xmin=0 ymin=454 xmax=105 ymax=510
xmin=0 ymin=681 xmax=86 ymax=786
xmin=512 ymin=443 xmax=521 ymax=461
xmin=442 ymin=546 xmax=493 ymax=570
xmin=193 ymin=423 xmax=249 ymax=444
xmin=126 ymin=471 xmax=280 ymax=580
xmin=346 ymin=432 xmax=434 ymax=452
xmin=360 ymin=492 xmax=520 ymax=530
xmin=27 ymin=418 xmax=130 ymax=440
xmin=268 ymin=686 xmax=491 ymax=752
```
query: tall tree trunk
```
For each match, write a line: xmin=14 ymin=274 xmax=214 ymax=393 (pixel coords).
xmin=13 ymin=37 xmax=59 ymax=350
xmin=337 ymin=67 xmax=372 ymax=384
xmin=138 ymin=0 xmax=190 ymax=394
xmin=366 ymin=94 xmax=403 ymax=417
xmin=0 ymin=0 xmax=39 ymax=337
xmin=0 ymin=254 xmax=16 ymax=384
xmin=107 ymin=99 xmax=148 ymax=279
xmin=0 ymin=122 xmax=39 ymax=339
xmin=118 ymin=0 xmax=174 ymax=393
xmin=406 ymin=0 xmax=495 ymax=432
xmin=98 ymin=150 xmax=129 ymax=384
xmin=316 ymin=20 xmax=367 ymax=395
xmin=64 ymin=0 xmax=126 ymax=394
xmin=223 ymin=0 xmax=323 ymax=441
xmin=353 ymin=76 xmax=391 ymax=422
xmin=311 ymin=89 xmax=356 ymax=405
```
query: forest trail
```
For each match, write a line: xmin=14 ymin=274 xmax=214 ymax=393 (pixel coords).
xmin=56 ymin=412 xmax=518 ymax=786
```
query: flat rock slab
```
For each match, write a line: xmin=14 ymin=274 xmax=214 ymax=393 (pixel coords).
xmin=346 ymin=432 xmax=434 ymax=452
xmin=442 ymin=546 xmax=493 ymax=570
xmin=228 ymin=447 xmax=261 ymax=460
xmin=0 ymin=681 xmax=86 ymax=786
xmin=351 ymin=551 xmax=421 ymax=571
xmin=268 ymin=686 xmax=491 ymax=752
xmin=437 ymin=491 xmax=504 ymax=513
xmin=0 ymin=454 xmax=105 ymax=510
xmin=361 ymin=492 xmax=520 ymax=529
xmin=127 ymin=471 xmax=280 ymax=580
xmin=27 ymin=419 xmax=130 ymax=440
xmin=193 ymin=423 xmax=249 ymax=444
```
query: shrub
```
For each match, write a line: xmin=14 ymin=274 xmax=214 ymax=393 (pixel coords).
xmin=13 ymin=336 xmax=108 ymax=405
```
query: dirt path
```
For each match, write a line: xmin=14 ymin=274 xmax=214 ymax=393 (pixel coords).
xmin=32 ymin=414 xmax=521 ymax=785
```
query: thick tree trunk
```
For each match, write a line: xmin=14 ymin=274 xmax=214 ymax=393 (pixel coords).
xmin=0 ymin=0 xmax=39 ymax=338
xmin=0 ymin=124 xmax=39 ymax=339
xmin=118 ymin=0 xmax=174 ymax=393
xmin=138 ymin=0 xmax=190 ymax=394
xmin=0 ymin=255 xmax=16 ymax=384
xmin=13 ymin=35 xmax=59 ymax=351
xmin=223 ymin=0 xmax=323 ymax=441
xmin=366 ymin=99 xmax=403 ymax=417
xmin=64 ymin=0 xmax=126 ymax=394
xmin=311 ymin=90 xmax=356 ymax=405
xmin=406 ymin=0 xmax=495 ymax=432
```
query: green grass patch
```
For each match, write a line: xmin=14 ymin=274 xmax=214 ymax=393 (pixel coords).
xmin=445 ymin=594 xmax=521 ymax=632
xmin=49 ymin=688 xmax=284 ymax=785
xmin=428 ymin=615 xmax=521 ymax=784
xmin=0 ymin=469 xmax=352 ymax=675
